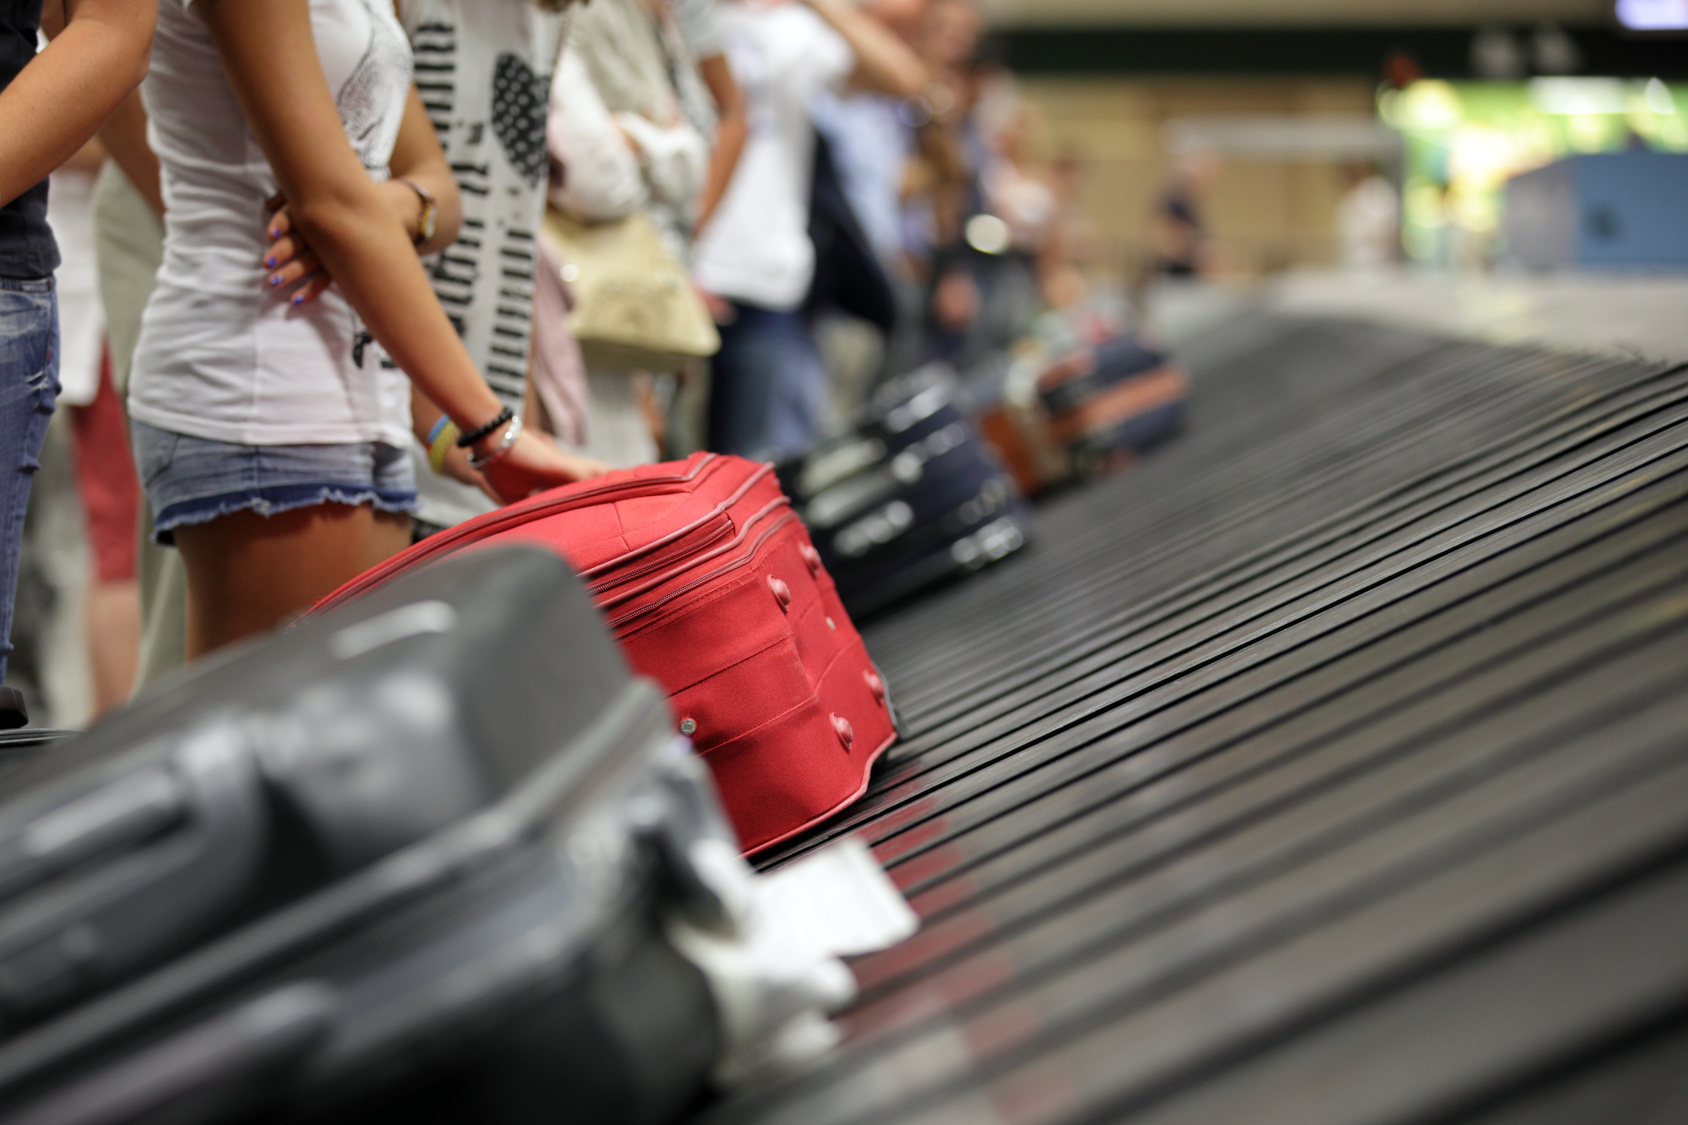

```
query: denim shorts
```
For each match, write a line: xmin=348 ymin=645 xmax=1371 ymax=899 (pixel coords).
xmin=131 ymin=420 xmax=418 ymax=546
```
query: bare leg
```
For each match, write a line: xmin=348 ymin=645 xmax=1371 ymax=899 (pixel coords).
xmin=83 ymin=577 xmax=139 ymax=715
xmin=174 ymin=503 xmax=412 ymax=661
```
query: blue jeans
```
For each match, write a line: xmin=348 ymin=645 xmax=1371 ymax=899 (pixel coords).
xmin=0 ymin=278 xmax=58 ymax=684
xmin=707 ymin=303 xmax=830 ymax=460
xmin=130 ymin=421 xmax=418 ymax=547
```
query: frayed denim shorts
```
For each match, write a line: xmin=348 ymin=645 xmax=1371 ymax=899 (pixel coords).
xmin=131 ymin=420 xmax=418 ymax=546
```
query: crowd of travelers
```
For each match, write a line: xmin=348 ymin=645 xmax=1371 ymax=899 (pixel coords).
xmin=0 ymin=0 xmax=1100 ymax=727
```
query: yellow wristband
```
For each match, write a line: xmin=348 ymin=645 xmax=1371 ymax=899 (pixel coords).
xmin=428 ymin=420 xmax=461 ymax=475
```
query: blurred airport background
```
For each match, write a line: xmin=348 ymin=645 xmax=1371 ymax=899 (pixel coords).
xmin=987 ymin=0 xmax=1686 ymax=278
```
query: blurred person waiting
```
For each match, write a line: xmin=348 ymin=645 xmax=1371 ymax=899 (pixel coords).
xmin=1149 ymin=147 xmax=1222 ymax=279
xmin=90 ymin=92 xmax=187 ymax=693
xmin=532 ymin=0 xmax=750 ymax=464
xmin=693 ymin=0 xmax=925 ymax=460
xmin=545 ymin=0 xmax=722 ymax=468
xmin=0 ymin=0 xmax=154 ymax=725
xmin=48 ymin=137 xmax=144 ymax=716
xmin=1337 ymin=162 xmax=1401 ymax=271
xmin=909 ymin=9 xmax=1061 ymax=371
xmin=807 ymin=0 xmax=925 ymax=396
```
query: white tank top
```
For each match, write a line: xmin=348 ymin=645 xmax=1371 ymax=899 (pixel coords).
xmin=129 ymin=0 xmax=415 ymax=447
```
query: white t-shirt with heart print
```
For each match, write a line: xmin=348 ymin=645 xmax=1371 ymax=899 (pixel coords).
xmin=128 ymin=0 xmax=415 ymax=448
xmin=393 ymin=0 xmax=566 ymax=529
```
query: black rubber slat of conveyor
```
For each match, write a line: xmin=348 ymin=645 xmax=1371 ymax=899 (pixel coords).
xmin=883 ymin=354 xmax=1686 ymax=729
xmin=718 ymin=549 xmax=1688 ymax=1125
xmin=877 ymin=344 xmax=1667 ymax=726
xmin=790 ymin=389 xmax=1688 ymax=862
xmin=706 ymin=316 xmax=1688 ymax=1125
xmin=870 ymin=332 xmax=1668 ymax=705
xmin=871 ymin=319 xmax=1660 ymax=675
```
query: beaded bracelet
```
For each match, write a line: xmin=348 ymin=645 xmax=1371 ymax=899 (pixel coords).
xmin=469 ymin=412 xmax=523 ymax=471
xmin=456 ymin=406 xmax=514 ymax=449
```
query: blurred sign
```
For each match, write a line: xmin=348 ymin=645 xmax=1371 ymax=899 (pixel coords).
xmin=1381 ymin=79 xmax=1688 ymax=265
xmin=1503 ymin=152 xmax=1688 ymax=270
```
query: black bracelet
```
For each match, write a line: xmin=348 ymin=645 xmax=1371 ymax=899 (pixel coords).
xmin=456 ymin=406 xmax=513 ymax=449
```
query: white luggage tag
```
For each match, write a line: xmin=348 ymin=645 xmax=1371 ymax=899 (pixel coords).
xmin=666 ymin=837 xmax=918 ymax=1088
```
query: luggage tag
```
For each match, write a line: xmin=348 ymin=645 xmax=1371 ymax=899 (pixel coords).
xmin=665 ymin=837 xmax=918 ymax=1088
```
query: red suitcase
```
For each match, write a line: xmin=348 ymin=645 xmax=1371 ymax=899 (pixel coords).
xmin=316 ymin=453 xmax=898 ymax=854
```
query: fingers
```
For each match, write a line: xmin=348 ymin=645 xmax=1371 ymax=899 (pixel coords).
xmin=468 ymin=433 xmax=617 ymax=505
xmin=266 ymin=249 xmax=322 ymax=292
xmin=265 ymin=200 xmax=292 ymax=241
xmin=562 ymin=454 xmax=613 ymax=480
xmin=288 ymin=274 xmax=334 ymax=308
xmin=262 ymin=232 xmax=308 ymax=272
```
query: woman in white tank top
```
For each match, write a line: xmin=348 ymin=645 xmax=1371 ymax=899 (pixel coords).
xmin=127 ymin=0 xmax=603 ymax=658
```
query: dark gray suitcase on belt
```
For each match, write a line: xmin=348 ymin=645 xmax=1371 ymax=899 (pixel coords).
xmin=778 ymin=369 xmax=1030 ymax=616
xmin=0 ymin=547 xmax=729 ymax=1125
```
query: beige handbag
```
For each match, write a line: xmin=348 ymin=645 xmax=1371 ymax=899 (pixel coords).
xmin=540 ymin=206 xmax=719 ymax=374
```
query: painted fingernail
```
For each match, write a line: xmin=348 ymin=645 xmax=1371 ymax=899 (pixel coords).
xmin=265 ymin=256 xmax=277 ymax=267
xmin=291 ymin=293 xmax=305 ymax=306
xmin=269 ymin=274 xmax=282 ymax=286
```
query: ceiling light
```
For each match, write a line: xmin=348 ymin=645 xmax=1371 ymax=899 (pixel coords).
xmin=1616 ymin=0 xmax=1688 ymax=30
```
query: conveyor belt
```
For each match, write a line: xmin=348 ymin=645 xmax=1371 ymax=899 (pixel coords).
xmin=701 ymin=312 xmax=1688 ymax=1125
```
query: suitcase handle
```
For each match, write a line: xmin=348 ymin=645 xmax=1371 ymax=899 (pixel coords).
xmin=7 ymin=983 xmax=338 ymax=1125
xmin=316 ymin=454 xmax=733 ymax=610
xmin=0 ymin=767 xmax=186 ymax=904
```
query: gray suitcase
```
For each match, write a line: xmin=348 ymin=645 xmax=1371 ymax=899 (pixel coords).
xmin=0 ymin=547 xmax=733 ymax=1124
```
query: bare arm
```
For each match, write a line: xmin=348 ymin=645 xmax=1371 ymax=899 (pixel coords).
xmin=97 ymin=91 xmax=164 ymax=216
xmin=802 ymin=0 xmax=925 ymax=100
xmin=383 ymin=84 xmax=461 ymax=253
xmin=1 ymin=0 xmax=154 ymax=209
xmin=201 ymin=0 xmax=600 ymax=497
xmin=692 ymin=52 xmax=746 ymax=237
xmin=263 ymin=85 xmax=462 ymax=302
xmin=61 ymin=135 xmax=105 ymax=176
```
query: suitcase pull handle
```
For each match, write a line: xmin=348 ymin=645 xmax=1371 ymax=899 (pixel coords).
xmin=768 ymin=576 xmax=792 ymax=613
xmin=9 ymin=983 xmax=338 ymax=1125
xmin=0 ymin=768 xmax=185 ymax=904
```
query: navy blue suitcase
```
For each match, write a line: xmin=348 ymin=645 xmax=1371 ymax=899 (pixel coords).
xmin=1035 ymin=334 xmax=1168 ymax=417
xmin=779 ymin=370 xmax=1030 ymax=615
xmin=1036 ymin=335 xmax=1192 ymax=474
xmin=0 ymin=548 xmax=735 ymax=1125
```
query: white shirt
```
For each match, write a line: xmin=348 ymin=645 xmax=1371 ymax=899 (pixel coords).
xmin=690 ymin=3 xmax=852 ymax=311
xmin=128 ymin=0 xmax=415 ymax=448
xmin=1338 ymin=175 xmax=1401 ymax=269
xmin=547 ymin=47 xmax=647 ymax=225
xmin=45 ymin=167 xmax=104 ymax=407
xmin=668 ymin=0 xmax=722 ymax=60
xmin=811 ymin=91 xmax=910 ymax=267
xmin=396 ymin=0 xmax=565 ymax=527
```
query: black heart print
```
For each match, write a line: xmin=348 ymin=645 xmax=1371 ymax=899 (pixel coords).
xmin=491 ymin=53 xmax=549 ymax=187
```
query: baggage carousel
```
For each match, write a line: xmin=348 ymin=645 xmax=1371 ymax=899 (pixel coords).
xmin=702 ymin=302 xmax=1688 ymax=1124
